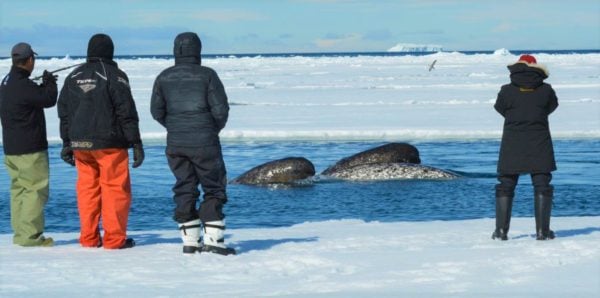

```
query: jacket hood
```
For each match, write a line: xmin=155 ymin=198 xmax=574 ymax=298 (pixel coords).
xmin=507 ymin=63 xmax=547 ymax=89
xmin=87 ymin=34 xmax=114 ymax=60
xmin=174 ymin=32 xmax=201 ymax=63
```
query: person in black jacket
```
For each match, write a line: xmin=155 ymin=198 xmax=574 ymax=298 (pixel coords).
xmin=493 ymin=54 xmax=558 ymax=241
xmin=0 ymin=42 xmax=57 ymax=246
xmin=151 ymin=32 xmax=234 ymax=255
xmin=57 ymin=34 xmax=144 ymax=249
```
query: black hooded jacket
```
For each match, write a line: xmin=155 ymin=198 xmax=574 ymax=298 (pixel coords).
xmin=0 ymin=66 xmax=57 ymax=155
xmin=151 ymin=32 xmax=229 ymax=147
xmin=494 ymin=63 xmax=558 ymax=174
xmin=58 ymin=34 xmax=141 ymax=150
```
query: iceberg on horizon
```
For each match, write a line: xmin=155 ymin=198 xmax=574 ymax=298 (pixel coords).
xmin=387 ymin=43 xmax=443 ymax=52
xmin=493 ymin=48 xmax=512 ymax=56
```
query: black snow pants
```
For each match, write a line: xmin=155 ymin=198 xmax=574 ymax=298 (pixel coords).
xmin=496 ymin=173 xmax=552 ymax=195
xmin=166 ymin=145 xmax=228 ymax=223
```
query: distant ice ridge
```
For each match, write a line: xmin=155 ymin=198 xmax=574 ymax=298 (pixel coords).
xmin=387 ymin=43 xmax=443 ymax=52
xmin=46 ymin=129 xmax=593 ymax=144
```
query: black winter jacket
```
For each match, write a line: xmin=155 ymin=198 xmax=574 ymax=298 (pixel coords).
xmin=495 ymin=63 xmax=558 ymax=174
xmin=58 ymin=58 xmax=141 ymax=150
xmin=0 ymin=66 xmax=57 ymax=155
xmin=151 ymin=33 xmax=229 ymax=147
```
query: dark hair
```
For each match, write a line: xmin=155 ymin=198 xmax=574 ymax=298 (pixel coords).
xmin=12 ymin=55 xmax=32 ymax=66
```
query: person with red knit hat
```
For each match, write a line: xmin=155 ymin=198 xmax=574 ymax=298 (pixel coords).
xmin=492 ymin=54 xmax=558 ymax=241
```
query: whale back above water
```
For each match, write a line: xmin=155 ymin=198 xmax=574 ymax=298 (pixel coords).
xmin=321 ymin=143 xmax=421 ymax=176
xmin=230 ymin=157 xmax=316 ymax=185
xmin=325 ymin=163 xmax=459 ymax=180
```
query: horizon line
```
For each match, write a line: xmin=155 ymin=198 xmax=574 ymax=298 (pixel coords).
xmin=1 ymin=48 xmax=599 ymax=59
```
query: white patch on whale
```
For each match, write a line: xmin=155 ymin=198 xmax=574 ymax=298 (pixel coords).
xmin=324 ymin=163 xmax=459 ymax=180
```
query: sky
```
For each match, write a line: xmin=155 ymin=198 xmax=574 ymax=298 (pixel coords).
xmin=0 ymin=0 xmax=599 ymax=56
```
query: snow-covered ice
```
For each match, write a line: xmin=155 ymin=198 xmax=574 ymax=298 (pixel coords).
xmin=1 ymin=51 xmax=598 ymax=143
xmin=1 ymin=217 xmax=599 ymax=297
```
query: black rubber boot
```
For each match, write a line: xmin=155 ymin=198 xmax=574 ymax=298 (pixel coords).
xmin=119 ymin=238 xmax=135 ymax=249
xmin=492 ymin=188 xmax=514 ymax=240
xmin=535 ymin=186 xmax=555 ymax=240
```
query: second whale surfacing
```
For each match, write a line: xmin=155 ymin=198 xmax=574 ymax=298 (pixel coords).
xmin=324 ymin=162 xmax=459 ymax=180
xmin=321 ymin=143 xmax=421 ymax=176
xmin=321 ymin=142 xmax=459 ymax=181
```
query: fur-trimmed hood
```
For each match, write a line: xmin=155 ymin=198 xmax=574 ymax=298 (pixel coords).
xmin=508 ymin=61 xmax=549 ymax=76
xmin=507 ymin=63 xmax=548 ymax=89
xmin=507 ymin=55 xmax=550 ymax=89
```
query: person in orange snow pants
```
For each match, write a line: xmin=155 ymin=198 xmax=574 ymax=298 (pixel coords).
xmin=74 ymin=149 xmax=132 ymax=248
xmin=57 ymin=34 xmax=144 ymax=249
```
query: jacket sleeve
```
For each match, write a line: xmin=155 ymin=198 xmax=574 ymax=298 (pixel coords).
xmin=110 ymin=71 xmax=142 ymax=145
xmin=150 ymin=77 xmax=166 ymax=127
xmin=23 ymin=78 xmax=57 ymax=108
xmin=57 ymin=80 xmax=71 ymax=145
xmin=547 ymin=85 xmax=558 ymax=115
xmin=207 ymin=70 xmax=229 ymax=131
xmin=494 ymin=86 xmax=507 ymax=117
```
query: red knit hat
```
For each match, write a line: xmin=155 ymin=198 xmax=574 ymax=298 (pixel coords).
xmin=517 ymin=54 xmax=537 ymax=64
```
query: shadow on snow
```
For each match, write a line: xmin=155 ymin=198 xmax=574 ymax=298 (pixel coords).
xmin=512 ymin=226 xmax=600 ymax=240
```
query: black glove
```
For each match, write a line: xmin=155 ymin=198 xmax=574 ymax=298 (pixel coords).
xmin=61 ymin=145 xmax=75 ymax=166
xmin=42 ymin=70 xmax=57 ymax=85
xmin=132 ymin=143 xmax=144 ymax=168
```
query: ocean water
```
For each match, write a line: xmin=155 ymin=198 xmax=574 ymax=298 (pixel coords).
xmin=1 ymin=50 xmax=599 ymax=233
xmin=0 ymin=139 xmax=598 ymax=233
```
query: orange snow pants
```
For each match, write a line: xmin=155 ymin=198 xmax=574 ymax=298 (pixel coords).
xmin=74 ymin=149 xmax=131 ymax=249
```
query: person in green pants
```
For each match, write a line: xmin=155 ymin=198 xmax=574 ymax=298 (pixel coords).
xmin=0 ymin=42 xmax=57 ymax=246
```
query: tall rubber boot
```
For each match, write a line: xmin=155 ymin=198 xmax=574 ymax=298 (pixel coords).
xmin=202 ymin=220 xmax=236 ymax=255
xmin=178 ymin=219 xmax=201 ymax=254
xmin=492 ymin=188 xmax=514 ymax=240
xmin=535 ymin=187 xmax=555 ymax=240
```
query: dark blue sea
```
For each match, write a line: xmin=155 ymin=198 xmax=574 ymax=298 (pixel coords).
xmin=0 ymin=139 xmax=598 ymax=233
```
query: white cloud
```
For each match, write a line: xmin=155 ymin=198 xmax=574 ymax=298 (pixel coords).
xmin=191 ymin=9 xmax=265 ymax=22
xmin=492 ymin=23 xmax=516 ymax=33
xmin=315 ymin=33 xmax=361 ymax=48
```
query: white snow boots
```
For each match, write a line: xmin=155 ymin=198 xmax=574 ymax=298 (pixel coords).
xmin=201 ymin=220 xmax=236 ymax=255
xmin=178 ymin=219 xmax=236 ymax=255
xmin=178 ymin=219 xmax=202 ymax=254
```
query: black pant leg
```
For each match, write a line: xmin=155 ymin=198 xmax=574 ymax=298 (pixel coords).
xmin=531 ymin=173 xmax=552 ymax=190
xmin=187 ymin=145 xmax=228 ymax=222
xmin=190 ymin=145 xmax=227 ymax=201
xmin=497 ymin=173 xmax=519 ymax=196
xmin=166 ymin=147 xmax=201 ymax=223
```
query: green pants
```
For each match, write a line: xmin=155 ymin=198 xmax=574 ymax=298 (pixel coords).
xmin=4 ymin=150 xmax=50 ymax=246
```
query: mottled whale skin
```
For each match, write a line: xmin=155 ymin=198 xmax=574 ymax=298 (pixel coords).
xmin=321 ymin=143 xmax=421 ymax=176
xmin=325 ymin=162 xmax=459 ymax=180
xmin=230 ymin=157 xmax=316 ymax=185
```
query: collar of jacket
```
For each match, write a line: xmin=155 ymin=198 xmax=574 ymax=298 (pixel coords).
xmin=86 ymin=57 xmax=118 ymax=67
xmin=175 ymin=56 xmax=200 ymax=65
xmin=10 ymin=65 xmax=32 ymax=77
